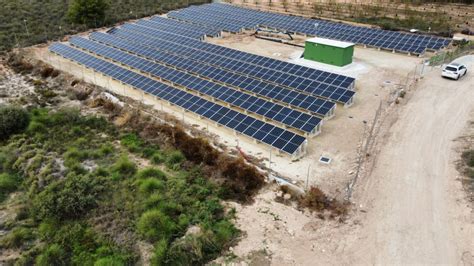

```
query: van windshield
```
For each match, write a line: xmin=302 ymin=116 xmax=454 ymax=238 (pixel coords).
xmin=445 ymin=66 xmax=458 ymax=72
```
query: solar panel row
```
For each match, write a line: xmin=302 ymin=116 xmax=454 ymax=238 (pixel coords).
xmin=49 ymin=43 xmax=307 ymax=155
xmin=167 ymin=3 xmax=451 ymax=55
xmin=149 ymin=15 xmax=220 ymax=37
xmin=70 ymin=36 xmax=322 ymax=134
xmin=137 ymin=19 xmax=356 ymax=91
xmin=108 ymin=23 xmax=355 ymax=105
xmin=90 ymin=31 xmax=337 ymax=117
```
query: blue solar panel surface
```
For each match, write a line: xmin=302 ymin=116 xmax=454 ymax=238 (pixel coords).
xmin=49 ymin=43 xmax=307 ymax=155
xmin=133 ymin=20 xmax=355 ymax=91
xmin=70 ymin=36 xmax=322 ymax=134
xmin=106 ymin=25 xmax=356 ymax=104
xmin=149 ymin=16 xmax=220 ymax=37
xmin=91 ymin=31 xmax=336 ymax=116
xmin=167 ymin=3 xmax=451 ymax=54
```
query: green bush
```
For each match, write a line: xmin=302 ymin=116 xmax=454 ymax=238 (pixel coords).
xmin=142 ymin=146 xmax=159 ymax=158
xmin=33 ymin=173 xmax=104 ymax=220
xmin=139 ymin=178 xmax=165 ymax=195
xmin=120 ymin=133 xmax=143 ymax=152
xmin=98 ymin=143 xmax=114 ymax=156
xmin=136 ymin=167 xmax=167 ymax=180
xmin=94 ymin=256 xmax=125 ymax=266
xmin=0 ymin=106 xmax=30 ymax=140
xmin=111 ymin=155 xmax=137 ymax=178
xmin=151 ymin=152 xmax=166 ymax=165
xmin=166 ymin=151 xmax=185 ymax=169
xmin=64 ymin=147 xmax=89 ymax=167
xmin=0 ymin=227 xmax=34 ymax=248
xmin=67 ymin=0 xmax=109 ymax=27
xmin=137 ymin=210 xmax=176 ymax=242
xmin=0 ymin=173 xmax=20 ymax=202
xmin=151 ymin=239 xmax=168 ymax=266
xmin=143 ymin=193 xmax=163 ymax=210
xmin=36 ymin=244 xmax=68 ymax=266
xmin=211 ymin=220 xmax=238 ymax=247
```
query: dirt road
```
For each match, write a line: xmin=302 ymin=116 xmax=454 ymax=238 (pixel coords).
xmin=350 ymin=56 xmax=474 ymax=265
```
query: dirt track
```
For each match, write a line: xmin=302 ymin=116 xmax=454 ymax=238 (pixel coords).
xmin=349 ymin=56 xmax=474 ymax=265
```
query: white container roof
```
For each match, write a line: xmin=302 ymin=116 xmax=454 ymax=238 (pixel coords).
xmin=306 ymin=37 xmax=355 ymax=48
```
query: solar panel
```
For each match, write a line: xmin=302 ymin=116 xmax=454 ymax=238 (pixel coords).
xmin=107 ymin=25 xmax=356 ymax=105
xmin=49 ymin=43 xmax=307 ymax=155
xmin=149 ymin=16 xmax=221 ymax=37
xmin=167 ymin=3 xmax=451 ymax=54
xmin=91 ymin=31 xmax=337 ymax=117
xmin=69 ymin=36 xmax=322 ymax=135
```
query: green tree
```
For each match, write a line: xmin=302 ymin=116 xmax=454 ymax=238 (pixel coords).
xmin=67 ymin=0 xmax=109 ymax=27
xmin=0 ymin=106 xmax=30 ymax=141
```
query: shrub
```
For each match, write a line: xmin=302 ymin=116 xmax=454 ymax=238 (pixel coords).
xmin=151 ymin=152 xmax=166 ymax=165
xmin=151 ymin=239 xmax=168 ymax=265
xmin=142 ymin=146 xmax=160 ymax=158
xmin=173 ymin=131 xmax=219 ymax=165
xmin=166 ymin=235 xmax=203 ymax=265
xmin=94 ymin=257 xmax=125 ymax=266
xmin=111 ymin=155 xmax=137 ymax=178
xmin=64 ymin=147 xmax=89 ymax=167
xmin=136 ymin=168 xmax=167 ymax=180
xmin=462 ymin=150 xmax=474 ymax=168
xmin=98 ymin=143 xmax=114 ymax=156
xmin=33 ymin=173 xmax=104 ymax=220
xmin=137 ymin=210 xmax=176 ymax=242
xmin=143 ymin=193 xmax=163 ymax=210
xmin=211 ymin=220 xmax=238 ymax=247
xmin=67 ymin=0 xmax=109 ymax=27
xmin=299 ymin=186 xmax=349 ymax=218
xmin=0 ymin=106 xmax=30 ymax=140
xmin=120 ymin=133 xmax=143 ymax=152
xmin=139 ymin=178 xmax=165 ymax=195
xmin=0 ymin=227 xmax=34 ymax=248
xmin=166 ymin=151 xmax=185 ymax=169
xmin=218 ymin=158 xmax=265 ymax=202
xmin=0 ymin=173 xmax=19 ymax=196
xmin=36 ymin=244 xmax=68 ymax=266
xmin=40 ymin=67 xmax=54 ymax=78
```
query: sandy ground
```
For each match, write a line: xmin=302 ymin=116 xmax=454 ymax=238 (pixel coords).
xmin=343 ymin=55 xmax=474 ymax=265
xmin=229 ymin=55 xmax=474 ymax=265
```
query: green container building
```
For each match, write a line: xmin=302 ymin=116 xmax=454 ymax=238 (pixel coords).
xmin=304 ymin=37 xmax=355 ymax=67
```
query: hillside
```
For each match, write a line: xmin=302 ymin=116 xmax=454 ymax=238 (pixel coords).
xmin=0 ymin=0 xmax=211 ymax=52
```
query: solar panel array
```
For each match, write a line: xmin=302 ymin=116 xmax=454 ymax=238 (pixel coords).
xmin=47 ymin=12 xmax=372 ymax=157
xmin=90 ymin=31 xmax=337 ymax=117
xmin=167 ymin=3 xmax=451 ymax=55
xmin=49 ymin=43 xmax=307 ymax=155
xmin=106 ymin=23 xmax=356 ymax=105
xmin=69 ymin=36 xmax=322 ymax=134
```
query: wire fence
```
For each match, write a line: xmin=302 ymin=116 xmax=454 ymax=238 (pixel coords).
xmin=428 ymin=42 xmax=474 ymax=66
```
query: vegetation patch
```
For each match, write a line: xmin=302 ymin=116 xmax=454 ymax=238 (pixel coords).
xmin=0 ymin=107 xmax=242 ymax=264
xmin=298 ymin=186 xmax=349 ymax=220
